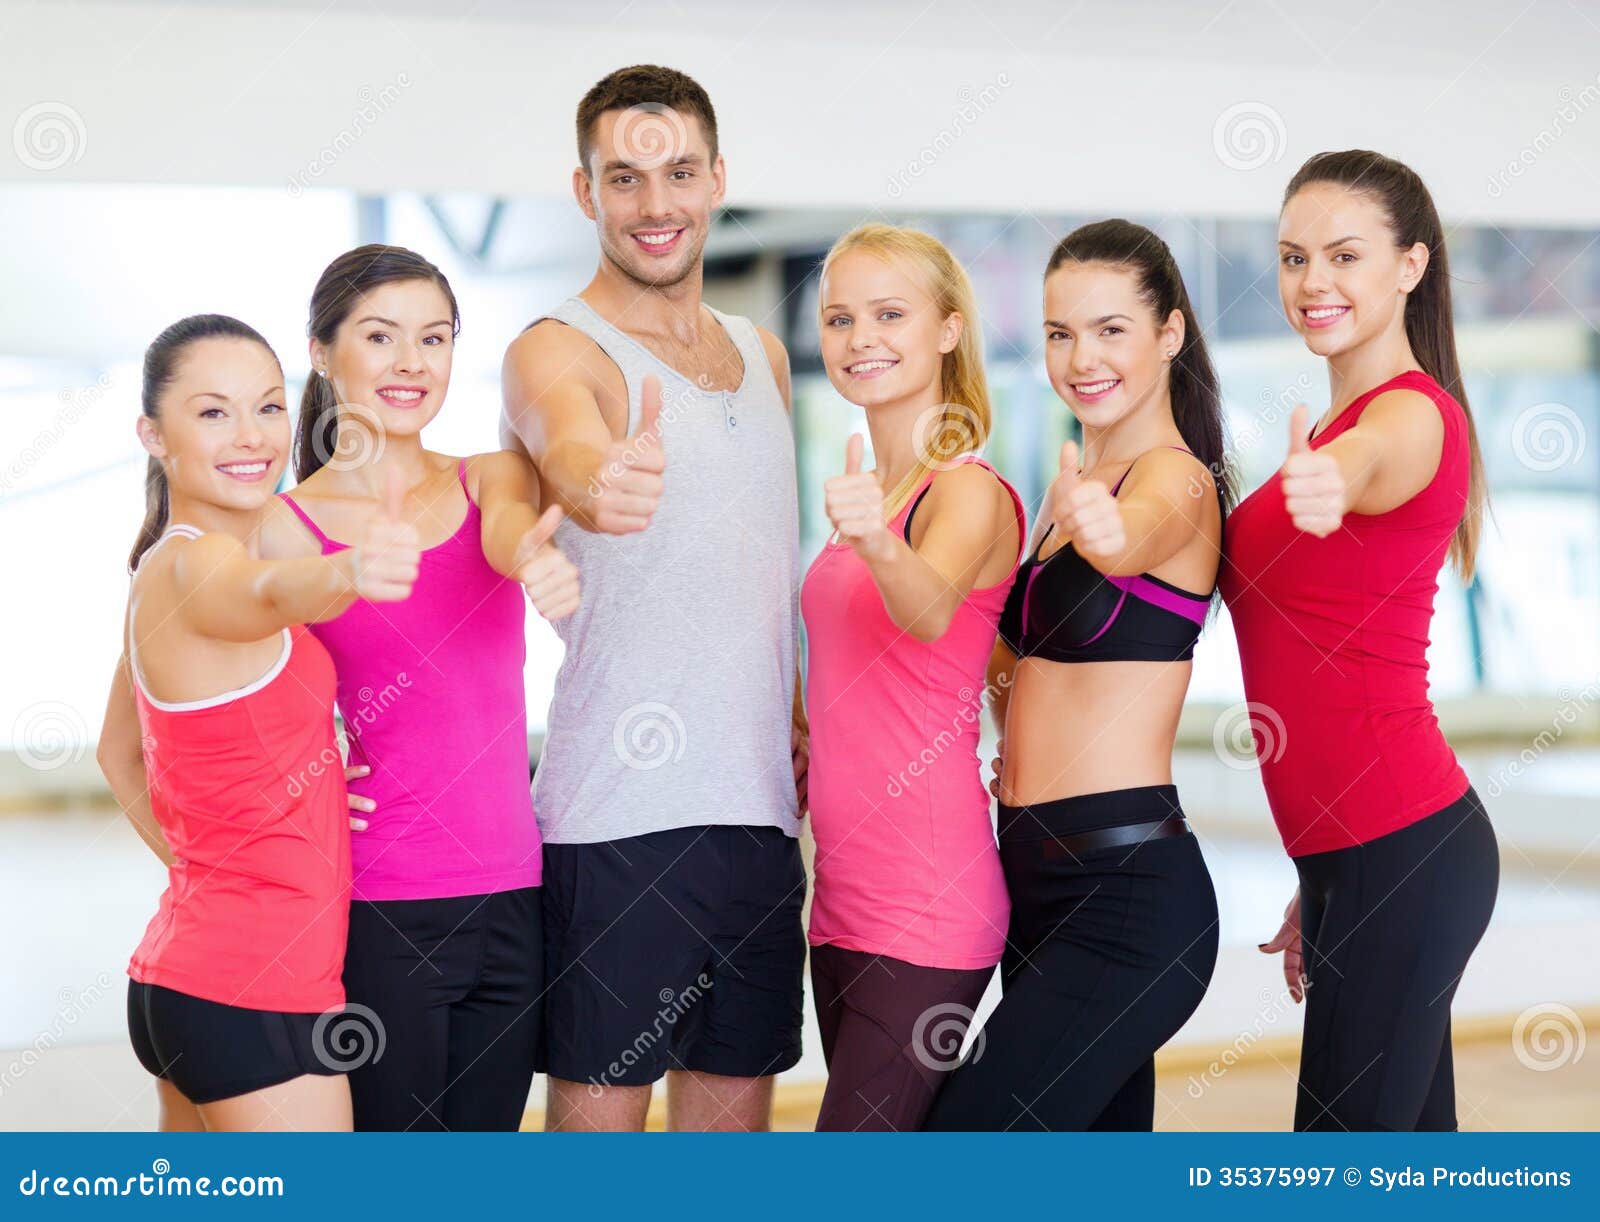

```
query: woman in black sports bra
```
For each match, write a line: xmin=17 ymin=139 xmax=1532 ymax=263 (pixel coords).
xmin=925 ymin=220 xmax=1233 ymax=1132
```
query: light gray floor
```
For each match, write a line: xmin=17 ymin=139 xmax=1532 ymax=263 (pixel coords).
xmin=3 ymin=748 xmax=1596 ymax=1130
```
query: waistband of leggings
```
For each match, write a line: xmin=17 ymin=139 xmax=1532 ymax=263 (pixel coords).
xmin=999 ymin=784 xmax=1184 ymax=842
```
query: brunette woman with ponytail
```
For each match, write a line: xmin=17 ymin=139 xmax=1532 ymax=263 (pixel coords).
xmin=1225 ymin=151 xmax=1497 ymax=1132
xmin=258 ymin=244 xmax=579 ymax=1132
xmin=97 ymin=316 xmax=421 ymax=1130
xmin=925 ymin=220 xmax=1230 ymax=1132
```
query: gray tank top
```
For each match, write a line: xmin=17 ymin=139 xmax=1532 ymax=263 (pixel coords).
xmin=530 ymin=296 xmax=801 ymax=844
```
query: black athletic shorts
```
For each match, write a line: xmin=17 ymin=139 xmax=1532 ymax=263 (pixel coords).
xmin=539 ymin=823 xmax=806 ymax=1087
xmin=127 ymin=980 xmax=342 ymax=1105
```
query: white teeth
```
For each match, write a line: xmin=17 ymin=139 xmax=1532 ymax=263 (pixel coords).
xmin=219 ymin=462 xmax=268 ymax=474
xmin=849 ymin=359 xmax=895 ymax=373
xmin=1075 ymin=379 xmax=1119 ymax=394
xmin=1306 ymin=307 xmax=1348 ymax=319
xmin=382 ymin=389 xmax=421 ymax=401
xmin=636 ymin=231 xmax=678 ymax=246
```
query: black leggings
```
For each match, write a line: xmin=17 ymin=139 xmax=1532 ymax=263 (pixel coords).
xmin=341 ymin=885 xmax=542 ymax=1131
xmin=924 ymin=785 xmax=1218 ymax=1131
xmin=1293 ymin=788 xmax=1498 ymax=1131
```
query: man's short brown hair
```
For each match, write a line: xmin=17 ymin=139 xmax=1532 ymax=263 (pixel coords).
xmin=576 ymin=64 xmax=719 ymax=169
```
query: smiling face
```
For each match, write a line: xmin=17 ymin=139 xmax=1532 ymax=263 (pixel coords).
xmin=576 ymin=108 xmax=724 ymax=289
xmin=819 ymin=248 xmax=961 ymax=411
xmin=312 ymin=279 xmax=454 ymax=445
xmin=137 ymin=336 xmax=289 ymax=512
xmin=1042 ymin=262 xmax=1181 ymax=432
xmin=1277 ymin=182 xmax=1427 ymax=360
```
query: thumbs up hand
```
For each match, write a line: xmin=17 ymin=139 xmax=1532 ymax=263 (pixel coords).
xmin=350 ymin=467 xmax=422 ymax=601
xmin=512 ymin=504 xmax=581 ymax=621
xmin=592 ymin=374 xmax=667 ymax=535
xmin=1281 ymin=405 xmax=1346 ymax=537
xmin=1050 ymin=440 xmax=1125 ymax=560
xmin=824 ymin=433 xmax=894 ymax=563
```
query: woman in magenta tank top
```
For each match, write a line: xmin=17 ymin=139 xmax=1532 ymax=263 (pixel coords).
xmin=259 ymin=246 xmax=580 ymax=1131
xmin=97 ymin=314 xmax=422 ymax=1130
xmin=802 ymin=225 xmax=1023 ymax=1131
xmin=926 ymin=221 xmax=1229 ymax=1132
xmin=1225 ymin=152 xmax=1498 ymax=1131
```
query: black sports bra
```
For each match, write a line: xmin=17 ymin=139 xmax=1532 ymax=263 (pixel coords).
xmin=998 ymin=449 xmax=1214 ymax=664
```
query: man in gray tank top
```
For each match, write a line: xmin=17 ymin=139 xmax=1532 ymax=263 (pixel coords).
xmin=501 ymin=65 xmax=808 ymax=1132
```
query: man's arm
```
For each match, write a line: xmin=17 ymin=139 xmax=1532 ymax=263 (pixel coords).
xmin=501 ymin=322 xmax=663 ymax=535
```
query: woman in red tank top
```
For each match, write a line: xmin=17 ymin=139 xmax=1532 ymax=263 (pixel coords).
xmin=1221 ymin=151 xmax=1499 ymax=1131
xmin=97 ymin=315 xmax=421 ymax=1131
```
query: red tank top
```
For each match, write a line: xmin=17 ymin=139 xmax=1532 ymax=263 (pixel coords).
xmin=127 ymin=528 xmax=351 ymax=1012
xmin=1219 ymin=370 xmax=1470 ymax=856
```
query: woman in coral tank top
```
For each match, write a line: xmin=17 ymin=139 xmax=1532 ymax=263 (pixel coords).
xmin=1223 ymin=150 xmax=1499 ymax=1131
xmin=97 ymin=315 xmax=421 ymax=1131
xmin=802 ymin=225 xmax=1023 ymax=1131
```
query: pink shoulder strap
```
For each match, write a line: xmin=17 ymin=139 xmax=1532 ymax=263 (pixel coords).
xmin=278 ymin=493 xmax=336 ymax=549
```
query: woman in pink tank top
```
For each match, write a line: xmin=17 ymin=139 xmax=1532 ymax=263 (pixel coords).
xmin=258 ymin=246 xmax=579 ymax=1131
xmin=97 ymin=314 xmax=421 ymax=1131
xmin=802 ymin=225 xmax=1024 ymax=1132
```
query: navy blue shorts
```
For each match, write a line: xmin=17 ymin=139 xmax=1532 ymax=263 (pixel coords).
xmin=539 ymin=824 xmax=806 ymax=1086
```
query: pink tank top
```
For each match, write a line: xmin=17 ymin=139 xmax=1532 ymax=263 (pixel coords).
xmin=279 ymin=460 xmax=541 ymax=901
xmin=801 ymin=455 xmax=1025 ymax=970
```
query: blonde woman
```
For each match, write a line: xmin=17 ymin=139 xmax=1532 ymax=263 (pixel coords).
xmin=802 ymin=224 xmax=1024 ymax=1131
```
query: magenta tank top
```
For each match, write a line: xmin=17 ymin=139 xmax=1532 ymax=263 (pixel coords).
xmin=279 ymin=459 xmax=540 ymax=901
xmin=801 ymin=455 xmax=1025 ymax=970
